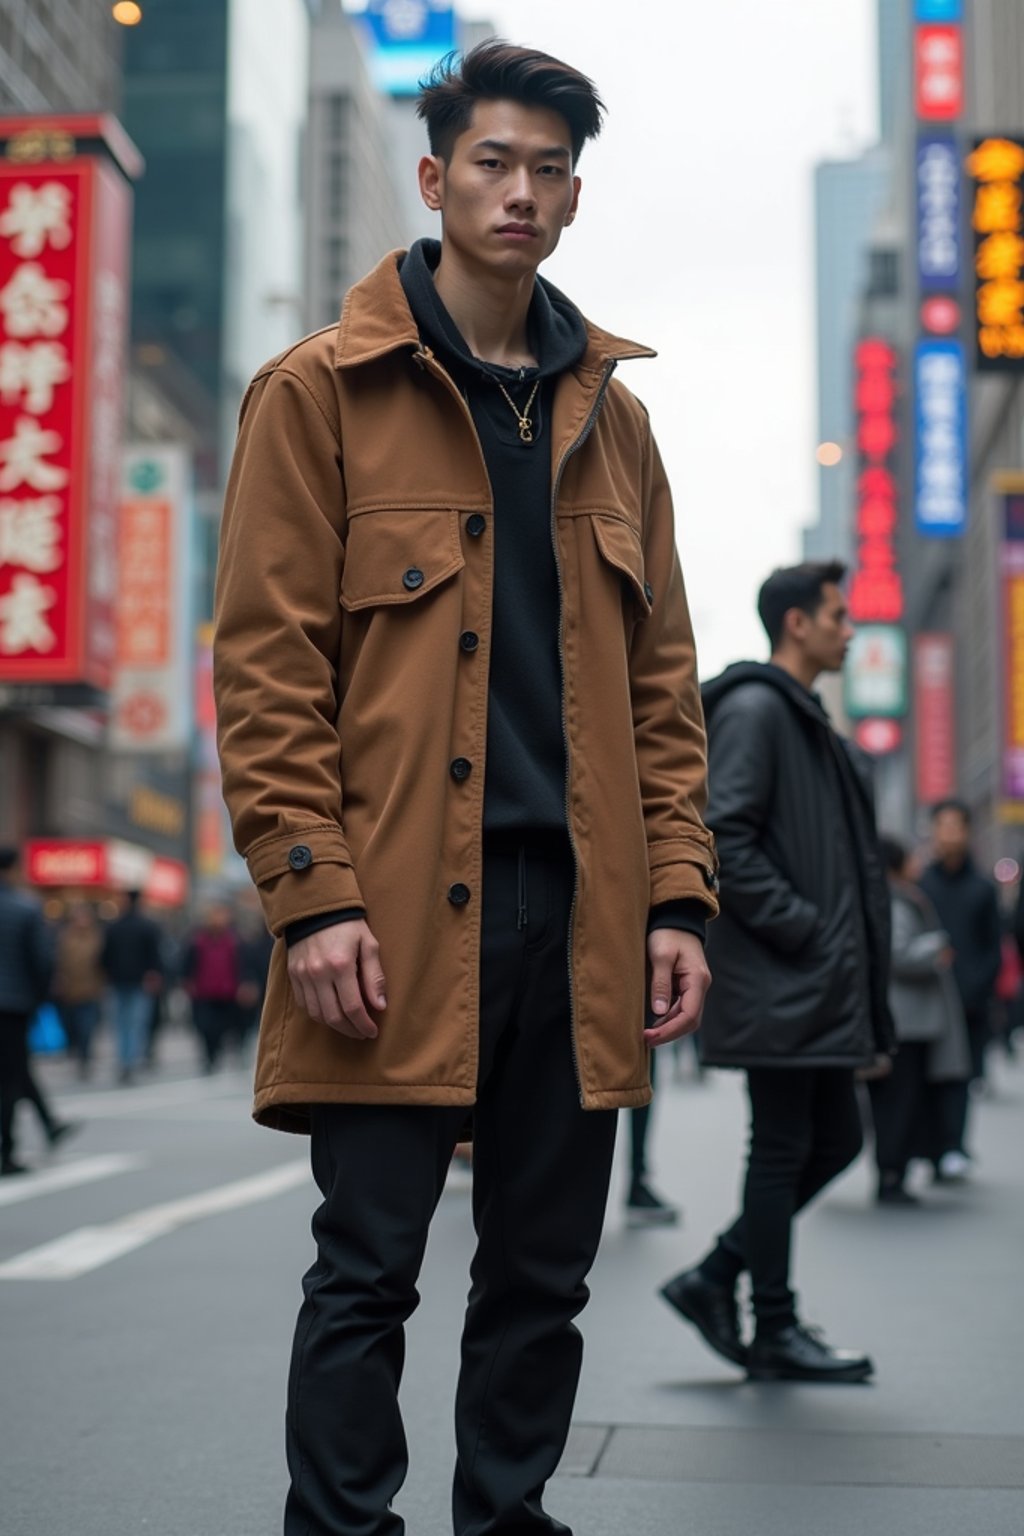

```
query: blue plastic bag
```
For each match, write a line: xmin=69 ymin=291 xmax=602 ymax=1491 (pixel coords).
xmin=28 ymin=1001 xmax=66 ymax=1055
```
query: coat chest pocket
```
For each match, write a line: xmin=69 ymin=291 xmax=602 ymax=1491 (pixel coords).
xmin=589 ymin=514 xmax=653 ymax=617
xmin=340 ymin=509 xmax=465 ymax=611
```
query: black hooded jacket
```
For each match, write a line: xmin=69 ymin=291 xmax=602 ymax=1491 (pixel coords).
xmin=698 ymin=662 xmax=894 ymax=1068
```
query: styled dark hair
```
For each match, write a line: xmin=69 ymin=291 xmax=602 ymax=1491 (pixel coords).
xmin=757 ymin=559 xmax=847 ymax=649
xmin=878 ymin=834 xmax=908 ymax=876
xmin=0 ymin=845 xmax=18 ymax=873
xmin=417 ymin=40 xmax=605 ymax=164
xmin=930 ymin=797 xmax=970 ymax=825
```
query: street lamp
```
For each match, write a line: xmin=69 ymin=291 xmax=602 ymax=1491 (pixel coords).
xmin=815 ymin=442 xmax=843 ymax=468
xmin=112 ymin=2 xmax=143 ymax=25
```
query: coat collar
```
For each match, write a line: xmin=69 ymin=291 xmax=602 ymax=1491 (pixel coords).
xmin=333 ymin=248 xmax=656 ymax=375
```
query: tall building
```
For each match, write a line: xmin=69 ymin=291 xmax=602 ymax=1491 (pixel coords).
xmin=0 ymin=0 xmax=121 ymax=114
xmin=122 ymin=0 xmax=312 ymax=509
xmin=304 ymin=3 xmax=407 ymax=332
xmin=804 ymin=152 xmax=891 ymax=564
xmin=803 ymin=0 xmax=904 ymax=567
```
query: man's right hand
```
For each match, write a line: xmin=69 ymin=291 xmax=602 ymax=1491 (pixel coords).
xmin=287 ymin=920 xmax=386 ymax=1040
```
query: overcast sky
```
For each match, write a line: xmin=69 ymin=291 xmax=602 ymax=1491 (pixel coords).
xmin=475 ymin=0 xmax=880 ymax=675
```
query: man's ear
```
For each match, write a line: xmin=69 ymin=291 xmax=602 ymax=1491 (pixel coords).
xmin=418 ymin=154 xmax=445 ymax=212
xmin=564 ymin=175 xmax=582 ymax=227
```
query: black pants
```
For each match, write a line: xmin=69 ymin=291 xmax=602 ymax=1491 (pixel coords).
xmin=284 ymin=839 xmax=618 ymax=1536
xmin=0 ymin=1009 xmax=57 ymax=1162
xmin=702 ymin=1067 xmax=863 ymax=1332
xmin=869 ymin=1041 xmax=929 ymax=1184
xmin=628 ymin=1045 xmax=657 ymax=1180
xmin=192 ymin=998 xmax=237 ymax=1070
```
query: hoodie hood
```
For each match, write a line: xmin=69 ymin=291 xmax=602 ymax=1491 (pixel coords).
xmin=399 ymin=238 xmax=589 ymax=383
xmin=701 ymin=661 xmax=832 ymax=728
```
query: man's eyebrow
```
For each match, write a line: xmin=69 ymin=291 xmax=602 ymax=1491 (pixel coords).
xmin=472 ymin=138 xmax=571 ymax=160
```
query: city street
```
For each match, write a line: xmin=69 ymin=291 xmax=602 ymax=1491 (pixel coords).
xmin=2 ymin=1030 xmax=1022 ymax=1536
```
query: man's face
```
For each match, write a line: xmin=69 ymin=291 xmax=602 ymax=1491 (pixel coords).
xmin=933 ymin=808 xmax=970 ymax=863
xmin=790 ymin=582 xmax=854 ymax=674
xmin=419 ymin=99 xmax=580 ymax=276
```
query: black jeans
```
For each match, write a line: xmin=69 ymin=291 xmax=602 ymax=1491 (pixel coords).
xmin=869 ymin=1041 xmax=929 ymax=1184
xmin=702 ymin=1067 xmax=863 ymax=1332
xmin=284 ymin=838 xmax=618 ymax=1536
xmin=0 ymin=1009 xmax=57 ymax=1162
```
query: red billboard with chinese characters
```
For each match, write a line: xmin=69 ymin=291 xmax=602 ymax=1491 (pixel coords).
xmin=914 ymin=633 xmax=956 ymax=805
xmin=915 ymin=24 xmax=964 ymax=121
xmin=849 ymin=338 xmax=904 ymax=625
xmin=0 ymin=116 xmax=140 ymax=688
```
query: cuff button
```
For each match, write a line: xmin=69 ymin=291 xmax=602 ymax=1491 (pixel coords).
xmin=288 ymin=844 xmax=313 ymax=871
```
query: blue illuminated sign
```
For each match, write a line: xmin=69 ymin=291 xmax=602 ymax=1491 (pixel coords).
xmin=914 ymin=0 xmax=963 ymax=19
xmin=916 ymin=134 xmax=961 ymax=291
xmin=915 ymin=339 xmax=968 ymax=538
xmin=358 ymin=1 xmax=456 ymax=98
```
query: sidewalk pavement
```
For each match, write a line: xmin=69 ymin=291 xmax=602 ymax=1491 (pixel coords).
xmin=398 ymin=1050 xmax=1024 ymax=1535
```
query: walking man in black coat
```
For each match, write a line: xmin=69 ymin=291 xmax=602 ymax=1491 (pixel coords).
xmin=0 ymin=846 xmax=77 ymax=1174
xmin=660 ymin=561 xmax=895 ymax=1383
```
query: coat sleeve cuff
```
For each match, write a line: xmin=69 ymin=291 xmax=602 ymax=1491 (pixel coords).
xmin=647 ymin=837 xmax=720 ymax=918
xmin=284 ymin=908 xmax=365 ymax=948
xmin=244 ymin=826 xmax=365 ymax=937
xmin=647 ymin=899 xmax=707 ymax=945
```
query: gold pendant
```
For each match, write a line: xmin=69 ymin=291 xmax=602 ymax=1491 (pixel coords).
xmin=519 ymin=420 xmax=533 ymax=443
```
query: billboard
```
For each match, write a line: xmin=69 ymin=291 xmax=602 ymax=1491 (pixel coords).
xmin=844 ymin=625 xmax=907 ymax=720
xmin=357 ymin=1 xmax=456 ymax=98
xmin=914 ymin=24 xmax=964 ymax=121
xmin=914 ymin=338 xmax=968 ymax=536
xmin=965 ymin=137 xmax=1024 ymax=371
xmin=1000 ymin=484 xmax=1024 ymax=801
xmin=110 ymin=445 xmax=193 ymax=752
xmin=917 ymin=134 xmax=961 ymax=292
xmin=915 ymin=0 xmax=962 ymax=18
xmin=914 ymin=633 xmax=956 ymax=805
xmin=848 ymin=339 xmax=903 ymax=625
xmin=0 ymin=117 xmax=138 ymax=690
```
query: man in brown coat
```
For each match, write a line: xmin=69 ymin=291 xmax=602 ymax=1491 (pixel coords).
xmin=215 ymin=42 xmax=717 ymax=1536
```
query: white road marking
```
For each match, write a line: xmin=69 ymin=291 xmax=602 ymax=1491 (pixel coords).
xmin=52 ymin=1072 xmax=249 ymax=1119
xmin=0 ymin=1159 xmax=310 ymax=1280
xmin=0 ymin=1154 xmax=146 ymax=1209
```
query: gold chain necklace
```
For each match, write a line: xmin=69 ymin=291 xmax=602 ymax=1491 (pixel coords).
xmin=494 ymin=377 xmax=540 ymax=443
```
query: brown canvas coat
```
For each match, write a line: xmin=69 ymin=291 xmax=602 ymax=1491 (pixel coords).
xmin=214 ymin=251 xmax=717 ymax=1133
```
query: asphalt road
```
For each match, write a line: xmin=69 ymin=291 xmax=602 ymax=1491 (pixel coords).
xmin=3 ymin=1024 xmax=1022 ymax=1536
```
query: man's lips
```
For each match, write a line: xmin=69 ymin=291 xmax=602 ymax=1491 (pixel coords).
xmin=496 ymin=223 xmax=538 ymax=237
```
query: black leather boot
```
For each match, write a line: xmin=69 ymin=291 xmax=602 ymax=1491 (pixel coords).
xmin=659 ymin=1266 xmax=746 ymax=1366
xmin=748 ymin=1322 xmax=873 ymax=1383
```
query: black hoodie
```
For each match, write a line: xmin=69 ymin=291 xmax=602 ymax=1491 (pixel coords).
xmin=697 ymin=662 xmax=894 ymax=1068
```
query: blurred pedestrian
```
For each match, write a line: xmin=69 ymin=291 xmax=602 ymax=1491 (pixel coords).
xmin=870 ymin=837 xmax=969 ymax=1205
xmin=918 ymin=799 xmax=1002 ymax=1177
xmin=182 ymin=903 xmax=242 ymax=1072
xmin=52 ymin=900 xmax=105 ymax=1078
xmin=0 ymin=846 xmax=78 ymax=1175
xmin=236 ymin=909 xmax=273 ymax=1055
xmin=661 ymin=561 xmax=894 ymax=1384
xmin=101 ymin=890 xmax=164 ymax=1085
xmin=214 ymin=42 xmax=717 ymax=1536
xmin=625 ymin=1050 xmax=680 ymax=1225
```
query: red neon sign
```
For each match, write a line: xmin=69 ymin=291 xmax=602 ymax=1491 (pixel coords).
xmin=915 ymin=24 xmax=964 ymax=122
xmin=849 ymin=339 xmax=903 ymax=624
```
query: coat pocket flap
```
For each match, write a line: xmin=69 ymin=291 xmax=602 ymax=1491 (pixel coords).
xmin=340 ymin=509 xmax=465 ymax=611
xmin=590 ymin=514 xmax=652 ymax=615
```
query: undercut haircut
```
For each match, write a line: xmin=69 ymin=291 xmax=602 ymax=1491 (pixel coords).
xmin=757 ymin=559 xmax=847 ymax=649
xmin=417 ymin=40 xmax=605 ymax=165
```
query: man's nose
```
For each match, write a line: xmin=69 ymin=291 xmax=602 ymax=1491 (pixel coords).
xmin=506 ymin=169 xmax=535 ymax=209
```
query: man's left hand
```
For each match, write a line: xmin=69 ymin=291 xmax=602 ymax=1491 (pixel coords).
xmin=644 ymin=930 xmax=711 ymax=1047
